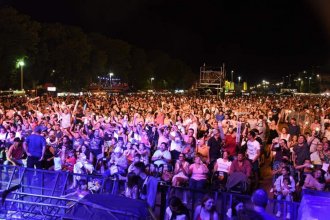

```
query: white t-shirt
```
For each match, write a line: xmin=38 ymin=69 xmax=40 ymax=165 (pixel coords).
xmin=170 ymin=131 xmax=183 ymax=152
xmin=165 ymin=207 xmax=187 ymax=220
xmin=280 ymin=133 xmax=290 ymax=142
xmin=61 ymin=113 xmax=71 ymax=129
xmin=15 ymin=131 xmax=22 ymax=139
xmin=308 ymin=137 xmax=320 ymax=153
xmin=54 ymin=157 xmax=62 ymax=171
xmin=170 ymin=140 xmax=183 ymax=152
xmin=216 ymin=158 xmax=232 ymax=173
xmin=310 ymin=151 xmax=322 ymax=165
xmin=247 ymin=140 xmax=260 ymax=160
xmin=152 ymin=150 xmax=171 ymax=167
xmin=0 ymin=132 xmax=7 ymax=141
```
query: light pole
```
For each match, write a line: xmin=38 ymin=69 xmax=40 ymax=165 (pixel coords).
xmin=109 ymin=72 xmax=114 ymax=88
xmin=17 ymin=59 xmax=25 ymax=91
xmin=150 ymin=77 xmax=155 ymax=89
xmin=238 ymin=76 xmax=241 ymax=90
xmin=298 ymin=78 xmax=302 ymax=92
xmin=231 ymin=70 xmax=234 ymax=83
xmin=308 ymin=77 xmax=312 ymax=93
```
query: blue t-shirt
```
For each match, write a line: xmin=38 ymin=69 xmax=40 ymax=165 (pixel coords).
xmin=89 ymin=137 xmax=104 ymax=152
xmin=25 ymin=134 xmax=46 ymax=157
xmin=72 ymin=137 xmax=84 ymax=149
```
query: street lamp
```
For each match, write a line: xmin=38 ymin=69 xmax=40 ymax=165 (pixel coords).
xmin=109 ymin=72 xmax=114 ymax=87
xmin=231 ymin=70 xmax=234 ymax=83
xmin=297 ymin=78 xmax=302 ymax=92
xmin=16 ymin=59 xmax=25 ymax=91
xmin=237 ymin=76 xmax=241 ymax=92
xmin=150 ymin=77 xmax=155 ymax=89
xmin=308 ymin=77 xmax=312 ymax=93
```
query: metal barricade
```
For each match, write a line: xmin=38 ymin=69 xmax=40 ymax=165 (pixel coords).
xmin=0 ymin=165 xmax=110 ymax=219
xmin=0 ymin=165 xmax=300 ymax=219
xmin=157 ymin=184 xmax=300 ymax=220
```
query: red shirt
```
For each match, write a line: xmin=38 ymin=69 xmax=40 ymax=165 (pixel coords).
xmin=229 ymin=159 xmax=252 ymax=177
xmin=8 ymin=145 xmax=24 ymax=160
xmin=224 ymin=134 xmax=237 ymax=156
xmin=65 ymin=157 xmax=76 ymax=172
xmin=156 ymin=112 xmax=165 ymax=125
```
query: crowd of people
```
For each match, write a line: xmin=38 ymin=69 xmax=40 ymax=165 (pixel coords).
xmin=0 ymin=94 xmax=329 ymax=219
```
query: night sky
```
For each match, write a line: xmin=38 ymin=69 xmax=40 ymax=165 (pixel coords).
xmin=5 ymin=0 xmax=330 ymax=82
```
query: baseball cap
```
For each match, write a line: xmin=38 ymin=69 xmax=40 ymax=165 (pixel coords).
xmin=34 ymin=126 xmax=42 ymax=133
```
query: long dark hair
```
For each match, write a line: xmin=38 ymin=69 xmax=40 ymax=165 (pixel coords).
xmin=127 ymin=172 xmax=140 ymax=188
xmin=201 ymin=194 xmax=216 ymax=219
xmin=169 ymin=196 xmax=189 ymax=220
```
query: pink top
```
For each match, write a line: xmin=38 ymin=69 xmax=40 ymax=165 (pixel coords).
xmin=189 ymin=164 xmax=208 ymax=181
xmin=156 ymin=112 xmax=165 ymax=125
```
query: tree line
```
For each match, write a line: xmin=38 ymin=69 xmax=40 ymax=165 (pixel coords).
xmin=0 ymin=7 xmax=196 ymax=91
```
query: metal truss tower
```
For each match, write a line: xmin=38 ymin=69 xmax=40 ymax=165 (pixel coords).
xmin=196 ymin=63 xmax=226 ymax=98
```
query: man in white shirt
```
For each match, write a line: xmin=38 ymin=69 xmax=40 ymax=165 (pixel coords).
xmin=247 ymin=130 xmax=260 ymax=189
xmin=310 ymin=143 xmax=323 ymax=167
xmin=152 ymin=142 xmax=171 ymax=168
xmin=307 ymin=130 xmax=321 ymax=153
xmin=0 ymin=127 xmax=8 ymax=144
xmin=169 ymin=129 xmax=183 ymax=161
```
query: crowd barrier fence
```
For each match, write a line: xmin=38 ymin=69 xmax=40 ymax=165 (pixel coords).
xmin=0 ymin=165 xmax=300 ymax=220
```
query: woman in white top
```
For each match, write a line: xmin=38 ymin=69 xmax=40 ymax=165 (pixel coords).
xmin=193 ymin=194 xmax=219 ymax=220
xmin=172 ymin=153 xmax=190 ymax=186
xmin=278 ymin=127 xmax=290 ymax=142
xmin=214 ymin=151 xmax=232 ymax=173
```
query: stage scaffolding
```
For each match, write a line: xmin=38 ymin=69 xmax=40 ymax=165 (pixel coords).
xmin=0 ymin=165 xmax=108 ymax=219
xmin=196 ymin=63 xmax=226 ymax=98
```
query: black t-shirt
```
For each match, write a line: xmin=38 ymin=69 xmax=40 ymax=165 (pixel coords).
xmin=90 ymin=137 xmax=104 ymax=151
xmin=274 ymin=147 xmax=290 ymax=162
xmin=293 ymin=143 xmax=310 ymax=165
xmin=75 ymin=112 xmax=84 ymax=125
xmin=103 ymin=131 xmax=112 ymax=142
xmin=208 ymin=136 xmax=222 ymax=160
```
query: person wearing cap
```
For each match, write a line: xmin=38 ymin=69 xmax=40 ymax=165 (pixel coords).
xmin=23 ymin=126 xmax=47 ymax=169
xmin=106 ymin=146 xmax=128 ymax=176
